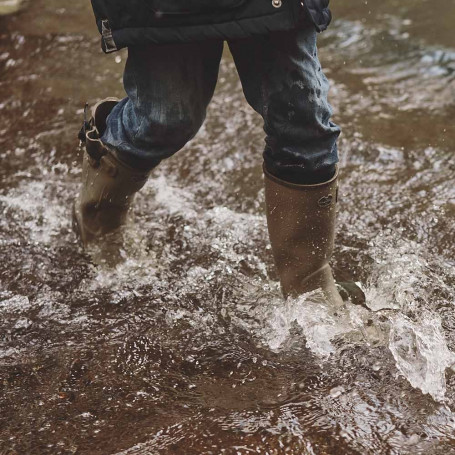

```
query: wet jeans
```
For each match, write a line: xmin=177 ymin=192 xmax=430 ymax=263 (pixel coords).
xmin=101 ymin=11 xmax=340 ymax=184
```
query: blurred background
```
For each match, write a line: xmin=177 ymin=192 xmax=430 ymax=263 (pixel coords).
xmin=0 ymin=1 xmax=454 ymax=454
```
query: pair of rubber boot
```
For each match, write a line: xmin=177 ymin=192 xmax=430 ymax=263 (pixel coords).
xmin=74 ymin=99 xmax=345 ymax=304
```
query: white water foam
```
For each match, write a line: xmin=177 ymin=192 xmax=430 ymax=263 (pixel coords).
xmin=256 ymin=290 xmax=380 ymax=359
xmin=389 ymin=312 xmax=455 ymax=402
xmin=363 ymin=236 xmax=455 ymax=401
xmin=0 ymin=179 xmax=72 ymax=244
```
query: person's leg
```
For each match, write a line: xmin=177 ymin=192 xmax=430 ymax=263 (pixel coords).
xmin=102 ymin=40 xmax=224 ymax=171
xmin=228 ymin=13 xmax=344 ymax=303
xmin=228 ymin=12 xmax=340 ymax=184
xmin=74 ymin=40 xmax=224 ymax=245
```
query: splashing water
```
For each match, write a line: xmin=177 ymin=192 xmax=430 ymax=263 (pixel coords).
xmin=389 ymin=313 xmax=455 ymax=402
xmin=1 ymin=0 xmax=455 ymax=453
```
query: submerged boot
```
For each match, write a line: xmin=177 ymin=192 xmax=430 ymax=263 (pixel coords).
xmin=73 ymin=98 xmax=150 ymax=246
xmin=264 ymin=165 xmax=343 ymax=305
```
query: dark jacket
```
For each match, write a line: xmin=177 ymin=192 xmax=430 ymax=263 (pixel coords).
xmin=304 ymin=0 xmax=332 ymax=32
xmin=90 ymin=0 xmax=332 ymax=53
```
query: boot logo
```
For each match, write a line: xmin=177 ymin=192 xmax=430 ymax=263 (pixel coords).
xmin=318 ymin=195 xmax=333 ymax=208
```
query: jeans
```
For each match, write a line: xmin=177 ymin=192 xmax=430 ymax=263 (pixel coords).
xmin=101 ymin=11 xmax=340 ymax=184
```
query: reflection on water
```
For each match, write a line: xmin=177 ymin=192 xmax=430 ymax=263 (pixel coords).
xmin=0 ymin=0 xmax=454 ymax=453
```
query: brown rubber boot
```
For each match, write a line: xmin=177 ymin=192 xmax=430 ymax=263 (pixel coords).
xmin=73 ymin=98 xmax=151 ymax=246
xmin=264 ymin=164 xmax=343 ymax=305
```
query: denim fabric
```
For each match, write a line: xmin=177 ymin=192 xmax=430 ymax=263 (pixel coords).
xmin=102 ymin=11 xmax=340 ymax=183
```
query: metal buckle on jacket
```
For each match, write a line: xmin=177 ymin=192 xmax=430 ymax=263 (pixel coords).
xmin=101 ymin=20 xmax=118 ymax=54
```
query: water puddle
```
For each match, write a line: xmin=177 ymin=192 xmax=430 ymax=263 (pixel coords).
xmin=1 ymin=0 xmax=455 ymax=453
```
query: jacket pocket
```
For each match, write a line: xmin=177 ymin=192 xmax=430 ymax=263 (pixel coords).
xmin=142 ymin=0 xmax=247 ymax=15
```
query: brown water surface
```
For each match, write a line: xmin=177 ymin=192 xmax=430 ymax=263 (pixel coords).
xmin=1 ymin=1 xmax=455 ymax=454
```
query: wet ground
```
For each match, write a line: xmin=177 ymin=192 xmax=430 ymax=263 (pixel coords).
xmin=1 ymin=0 xmax=455 ymax=453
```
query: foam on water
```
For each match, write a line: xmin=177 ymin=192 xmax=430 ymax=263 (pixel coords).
xmin=0 ymin=178 xmax=72 ymax=244
xmin=389 ymin=312 xmax=455 ymax=402
xmin=364 ymin=238 xmax=431 ymax=313
xmin=357 ymin=233 xmax=455 ymax=401
xmin=256 ymin=290 xmax=373 ymax=358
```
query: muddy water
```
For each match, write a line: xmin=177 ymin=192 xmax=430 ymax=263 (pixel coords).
xmin=1 ymin=0 xmax=454 ymax=454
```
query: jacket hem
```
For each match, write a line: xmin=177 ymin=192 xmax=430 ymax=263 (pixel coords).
xmin=105 ymin=8 xmax=299 ymax=51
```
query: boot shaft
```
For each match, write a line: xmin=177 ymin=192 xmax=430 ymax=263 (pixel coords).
xmin=264 ymin=165 xmax=339 ymax=298
xmin=74 ymin=99 xmax=151 ymax=245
